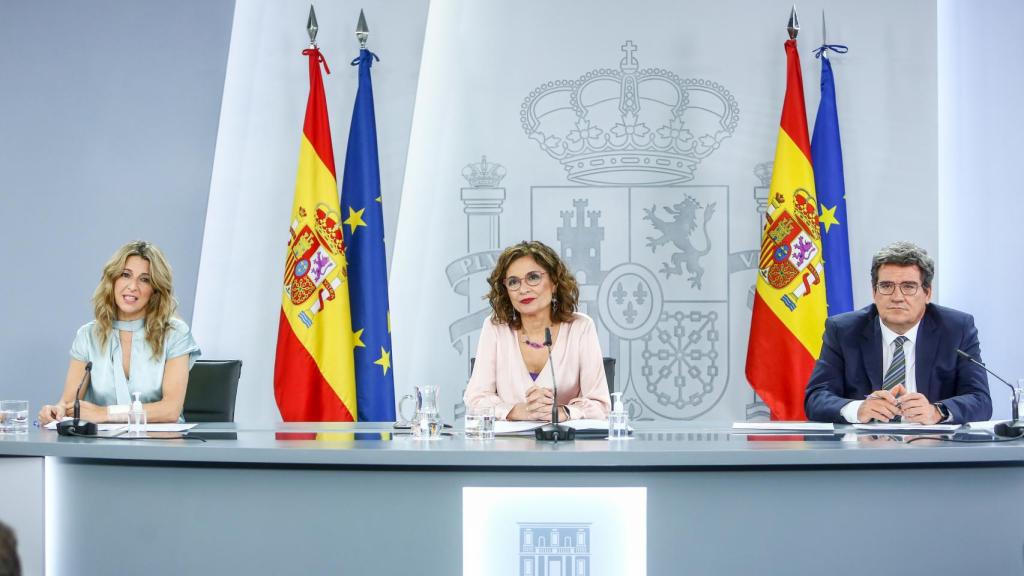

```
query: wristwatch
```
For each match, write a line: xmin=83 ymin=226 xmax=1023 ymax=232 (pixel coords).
xmin=933 ymin=402 xmax=950 ymax=422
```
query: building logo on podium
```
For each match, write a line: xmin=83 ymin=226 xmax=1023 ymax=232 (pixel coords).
xmin=518 ymin=523 xmax=591 ymax=576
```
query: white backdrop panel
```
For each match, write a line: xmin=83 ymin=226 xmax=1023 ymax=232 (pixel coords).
xmin=391 ymin=0 xmax=939 ymax=423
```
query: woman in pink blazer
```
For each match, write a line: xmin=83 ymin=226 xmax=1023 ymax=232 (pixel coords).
xmin=464 ymin=241 xmax=611 ymax=421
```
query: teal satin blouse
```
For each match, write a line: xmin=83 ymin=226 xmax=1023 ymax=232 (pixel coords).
xmin=69 ymin=317 xmax=201 ymax=408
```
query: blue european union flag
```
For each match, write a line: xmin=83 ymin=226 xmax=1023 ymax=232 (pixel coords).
xmin=811 ymin=48 xmax=853 ymax=315
xmin=340 ymin=49 xmax=396 ymax=421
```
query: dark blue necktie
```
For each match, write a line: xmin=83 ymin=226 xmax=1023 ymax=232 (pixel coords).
xmin=879 ymin=336 xmax=908 ymax=422
xmin=882 ymin=336 xmax=909 ymax=391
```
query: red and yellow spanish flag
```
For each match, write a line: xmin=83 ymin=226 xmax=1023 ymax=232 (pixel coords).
xmin=274 ymin=47 xmax=358 ymax=421
xmin=745 ymin=38 xmax=827 ymax=421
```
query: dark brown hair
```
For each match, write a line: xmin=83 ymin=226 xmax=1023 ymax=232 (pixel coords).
xmin=486 ymin=241 xmax=579 ymax=329
xmin=0 ymin=521 xmax=20 ymax=576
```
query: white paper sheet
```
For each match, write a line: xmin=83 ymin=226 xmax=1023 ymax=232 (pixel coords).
xmin=45 ymin=419 xmax=196 ymax=432
xmin=965 ymin=421 xmax=999 ymax=432
xmin=852 ymin=423 xmax=961 ymax=432
xmin=732 ymin=422 xmax=835 ymax=432
xmin=493 ymin=419 xmax=614 ymax=436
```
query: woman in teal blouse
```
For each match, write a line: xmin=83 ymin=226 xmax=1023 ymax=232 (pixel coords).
xmin=38 ymin=241 xmax=201 ymax=424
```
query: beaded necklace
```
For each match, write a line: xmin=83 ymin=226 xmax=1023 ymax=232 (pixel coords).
xmin=521 ymin=326 xmax=552 ymax=349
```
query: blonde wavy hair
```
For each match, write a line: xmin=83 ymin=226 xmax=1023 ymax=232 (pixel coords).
xmin=486 ymin=240 xmax=580 ymax=330
xmin=92 ymin=241 xmax=177 ymax=359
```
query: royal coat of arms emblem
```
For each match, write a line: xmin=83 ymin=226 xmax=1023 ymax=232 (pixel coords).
xmin=757 ymin=188 xmax=823 ymax=311
xmin=283 ymin=203 xmax=348 ymax=328
xmin=444 ymin=41 xmax=744 ymax=422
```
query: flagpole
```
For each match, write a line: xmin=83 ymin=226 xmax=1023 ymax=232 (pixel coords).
xmin=820 ymin=10 xmax=828 ymax=59
xmin=356 ymin=9 xmax=368 ymax=49
xmin=307 ymin=4 xmax=318 ymax=47
xmin=812 ymin=11 xmax=854 ymax=315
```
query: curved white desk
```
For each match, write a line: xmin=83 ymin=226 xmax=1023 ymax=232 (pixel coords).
xmin=2 ymin=422 xmax=1023 ymax=575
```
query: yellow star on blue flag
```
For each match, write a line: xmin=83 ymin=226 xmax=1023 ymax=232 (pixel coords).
xmin=819 ymin=204 xmax=840 ymax=233
xmin=373 ymin=347 xmax=391 ymax=376
xmin=344 ymin=207 xmax=367 ymax=234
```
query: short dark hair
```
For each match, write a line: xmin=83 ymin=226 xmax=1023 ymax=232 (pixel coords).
xmin=0 ymin=521 xmax=21 ymax=576
xmin=870 ymin=241 xmax=935 ymax=289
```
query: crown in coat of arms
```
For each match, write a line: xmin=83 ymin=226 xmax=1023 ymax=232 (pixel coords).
xmin=313 ymin=205 xmax=346 ymax=254
xmin=520 ymin=41 xmax=739 ymax=186
xmin=462 ymin=156 xmax=507 ymax=188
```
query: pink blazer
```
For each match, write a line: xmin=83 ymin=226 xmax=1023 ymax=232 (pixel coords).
xmin=464 ymin=313 xmax=611 ymax=420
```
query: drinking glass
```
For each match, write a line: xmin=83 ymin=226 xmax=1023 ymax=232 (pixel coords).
xmin=0 ymin=400 xmax=29 ymax=434
xmin=464 ymin=405 xmax=495 ymax=440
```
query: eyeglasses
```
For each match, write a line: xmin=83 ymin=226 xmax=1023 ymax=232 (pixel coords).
xmin=504 ymin=271 xmax=546 ymax=291
xmin=875 ymin=281 xmax=922 ymax=296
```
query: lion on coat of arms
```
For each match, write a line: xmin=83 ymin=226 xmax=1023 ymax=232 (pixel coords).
xmin=643 ymin=195 xmax=716 ymax=288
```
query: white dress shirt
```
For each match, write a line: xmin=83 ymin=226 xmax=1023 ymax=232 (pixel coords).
xmin=840 ymin=320 xmax=920 ymax=423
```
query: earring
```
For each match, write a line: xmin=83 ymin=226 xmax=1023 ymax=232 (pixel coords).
xmin=551 ymin=297 xmax=558 ymax=311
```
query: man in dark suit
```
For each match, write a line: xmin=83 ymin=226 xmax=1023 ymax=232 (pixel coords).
xmin=805 ymin=242 xmax=991 ymax=424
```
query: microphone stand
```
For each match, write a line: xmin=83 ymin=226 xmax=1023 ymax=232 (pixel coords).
xmin=956 ymin=349 xmax=1023 ymax=438
xmin=57 ymin=361 xmax=98 ymax=437
xmin=536 ymin=327 xmax=575 ymax=442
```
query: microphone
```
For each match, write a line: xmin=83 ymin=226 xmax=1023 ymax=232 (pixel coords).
xmin=546 ymin=328 xmax=557 ymax=426
xmin=536 ymin=327 xmax=575 ymax=442
xmin=57 ymin=361 xmax=98 ymax=437
xmin=956 ymin=349 xmax=1022 ymax=438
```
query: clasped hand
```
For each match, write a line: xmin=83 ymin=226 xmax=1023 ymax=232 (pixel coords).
xmin=508 ymin=386 xmax=557 ymax=421
xmin=857 ymin=384 xmax=942 ymax=425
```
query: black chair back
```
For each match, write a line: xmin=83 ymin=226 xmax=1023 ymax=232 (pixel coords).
xmin=603 ymin=357 xmax=616 ymax=396
xmin=183 ymin=360 xmax=242 ymax=422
